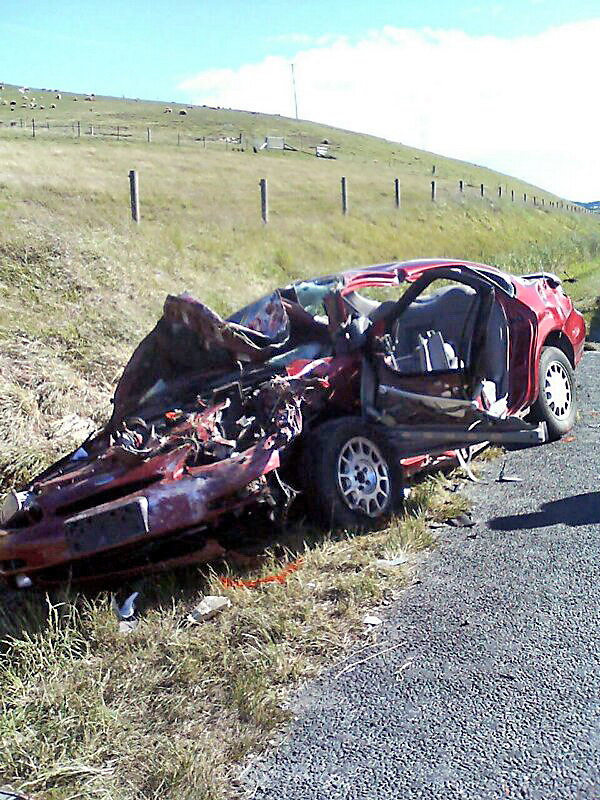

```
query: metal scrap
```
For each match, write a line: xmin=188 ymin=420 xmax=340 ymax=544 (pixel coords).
xmin=111 ymin=591 xmax=140 ymax=634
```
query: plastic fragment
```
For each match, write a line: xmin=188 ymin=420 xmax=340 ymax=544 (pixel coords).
xmin=188 ymin=595 xmax=231 ymax=623
xmin=111 ymin=591 xmax=140 ymax=633
xmin=375 ymin=555 xmax=407 ymax=568
xmin=111 ymin=591 xmax=139 ymax=620
xmin=456 ymin=447 xmax=483 ymax=483
xmin=362 ymin=614 xmax=383 ymax=626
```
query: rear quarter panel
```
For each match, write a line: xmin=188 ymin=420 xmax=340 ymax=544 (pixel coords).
xmin=512 ymin=277 xmax=585 ymax=406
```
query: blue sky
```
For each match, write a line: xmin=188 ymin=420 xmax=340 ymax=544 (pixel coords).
xmin=1 ymin=2 xmax=599 ymax=197
xmin=2 ymin=0 xmax=598 ymax=101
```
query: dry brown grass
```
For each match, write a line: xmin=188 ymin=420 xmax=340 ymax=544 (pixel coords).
xmin=0 ymin=104 xmax=598 ymax=799
xmin=0 ymin=475 xmax=467 ymax=800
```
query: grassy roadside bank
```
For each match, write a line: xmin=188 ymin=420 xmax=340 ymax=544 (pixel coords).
xmin=0 ymin=476 xmax=468 ymax=800
xmin=0 ymin=111 xmax=599 ymax=799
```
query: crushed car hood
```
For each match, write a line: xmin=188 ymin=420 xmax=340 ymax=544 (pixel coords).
xmin=110 ymin=290 xmax=291 ymax=428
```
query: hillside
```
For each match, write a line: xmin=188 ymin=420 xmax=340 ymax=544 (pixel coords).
xmin=0 ymin=81 xmax=599 ymax=487
xmin=1 ymin=83 xmax=600 ymax=800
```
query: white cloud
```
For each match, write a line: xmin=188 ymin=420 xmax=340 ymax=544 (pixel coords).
xmin=178 ymin=21 xmax=600 ymax=199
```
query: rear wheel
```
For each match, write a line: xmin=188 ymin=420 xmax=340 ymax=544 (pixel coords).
xmin=530 ymin=346 xmax=576 ymax=440
xmin=302 ymin=417 xmax=404 ymax=529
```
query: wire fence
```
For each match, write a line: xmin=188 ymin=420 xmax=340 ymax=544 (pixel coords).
xmin=0 ymin=116 xmax=337 ymax=156
xmin=124 ymin=169 xmax=593 ymax=226
xmin=0 ymin=116 xmax=594 ymax=220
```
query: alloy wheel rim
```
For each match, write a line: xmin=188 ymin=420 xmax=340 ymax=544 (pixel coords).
xmin=337 ymin=437 xmax=391 ymax=517
xmin=544 ymin=360 xmax=572 ymax=420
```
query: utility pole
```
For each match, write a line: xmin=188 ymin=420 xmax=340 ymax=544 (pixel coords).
xmin=291 ymin=63 xmax=299 ymax=120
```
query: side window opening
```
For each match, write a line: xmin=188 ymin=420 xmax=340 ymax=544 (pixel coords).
xmin=367 ymin=276 xmax=510 ymax=415
xmin=386 ymin=281 xmax=480 ymax=374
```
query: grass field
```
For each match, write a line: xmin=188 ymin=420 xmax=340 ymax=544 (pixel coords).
xmin=0 ymin=83 xmax=599 ymax=800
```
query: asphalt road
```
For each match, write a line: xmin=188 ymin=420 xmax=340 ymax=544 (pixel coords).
xmin=246 ymin=352 xmax=600 ymax=800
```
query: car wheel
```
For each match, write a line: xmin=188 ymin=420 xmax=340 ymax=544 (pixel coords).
xmin=302 ymin=417 xmax=404 ymax=529
xmin=530 ymin=346 xmax=576 ymax=440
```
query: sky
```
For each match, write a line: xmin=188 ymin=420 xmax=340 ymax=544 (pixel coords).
xmin=1 ymin=1 xmax=599 ymax=199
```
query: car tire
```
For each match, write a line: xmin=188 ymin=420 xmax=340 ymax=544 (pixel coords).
xmin=302 ymin=417 xmax=404 ymax=530
xmin=530 ymin=346 xmax=576 ymax=440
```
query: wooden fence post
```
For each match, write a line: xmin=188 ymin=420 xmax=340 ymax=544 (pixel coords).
xmin=480 ymin=183 xmax=485 ymax=197
xmin=129 ymin=169 xmax=140 ymax=224
xmin=117 ymin=126 xmax=120 ymax=140
xmin=394 ymin=178 xmax=401 ymax=209
xmin=341 ymin=176 xmax=348 ymax=215
xmin=498 ymin=186 xmax=502 ymax=198
xmin=523 ymin=192 xmax=527 ymax=203
xmin=147 ymin=127 xmax=151 ymax=143
xmin=260 ymin=178 xmax=268 ymax=224
xmin=459 ymin=180 xmax=464 ymax=193
xmin=89 ymin=125 xmax=94 ymax=136
xmin=77 ymin=121 xmax=80 ymax=137
xmin=431 ymin=180 xmax=436 ymax=202
xmin=432 ymin=164 xmax=436 ymax=175
xmin=511 ymin=189 xmax=515 ymax=202
xmin=31 ymin=118 xmax=35 ymax=139
xmin=177 ymin=133 xmax=180 ymax=146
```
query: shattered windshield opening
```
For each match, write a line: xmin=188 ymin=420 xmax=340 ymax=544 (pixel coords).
xmin=290 ymin=276 xmax=342 ymax=318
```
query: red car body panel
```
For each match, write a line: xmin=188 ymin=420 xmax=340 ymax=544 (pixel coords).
xmin=0 ymin=258 xmax=585 ymax=585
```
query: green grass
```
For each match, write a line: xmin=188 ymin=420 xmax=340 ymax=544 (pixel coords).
xmin=0 ymin=84 xmax=599 ymax=799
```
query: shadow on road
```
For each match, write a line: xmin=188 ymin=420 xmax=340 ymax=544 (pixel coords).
xmin=489 ymin=492 xmax=600 ymax=531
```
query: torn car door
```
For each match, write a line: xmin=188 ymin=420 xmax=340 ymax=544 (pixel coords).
xmin=358 ymin=266 xmax=546 ymax=457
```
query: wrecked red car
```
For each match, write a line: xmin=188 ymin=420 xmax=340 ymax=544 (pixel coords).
xmin=0 ymin=259 xmax=585 ymax=585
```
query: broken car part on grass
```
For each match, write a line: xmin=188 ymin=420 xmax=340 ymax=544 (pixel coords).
xmin=0 ymin=259 xmax=584 ymax=586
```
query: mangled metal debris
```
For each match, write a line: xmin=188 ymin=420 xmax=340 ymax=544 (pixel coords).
xmin=0 ymin=258 xmax=584 ymax=586
xmin=497 ymin=460 xmax=523 ymax=483
xmin=111 ymin=591 xmax=140 ymax=634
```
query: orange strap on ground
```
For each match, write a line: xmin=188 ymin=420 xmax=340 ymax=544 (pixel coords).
xmin=220 ymin=558 xmax=303 ymax=589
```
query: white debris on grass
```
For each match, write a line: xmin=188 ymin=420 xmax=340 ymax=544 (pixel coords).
xmin=111 ymin=591 xmax=140 ymax=634
xmin=188 ymin=595 xmax=231 ymax=623
xmin=375 ymin=555 xmax=408 ymax=568
xmin=362 ymin=614 xmax=383 ymax=627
